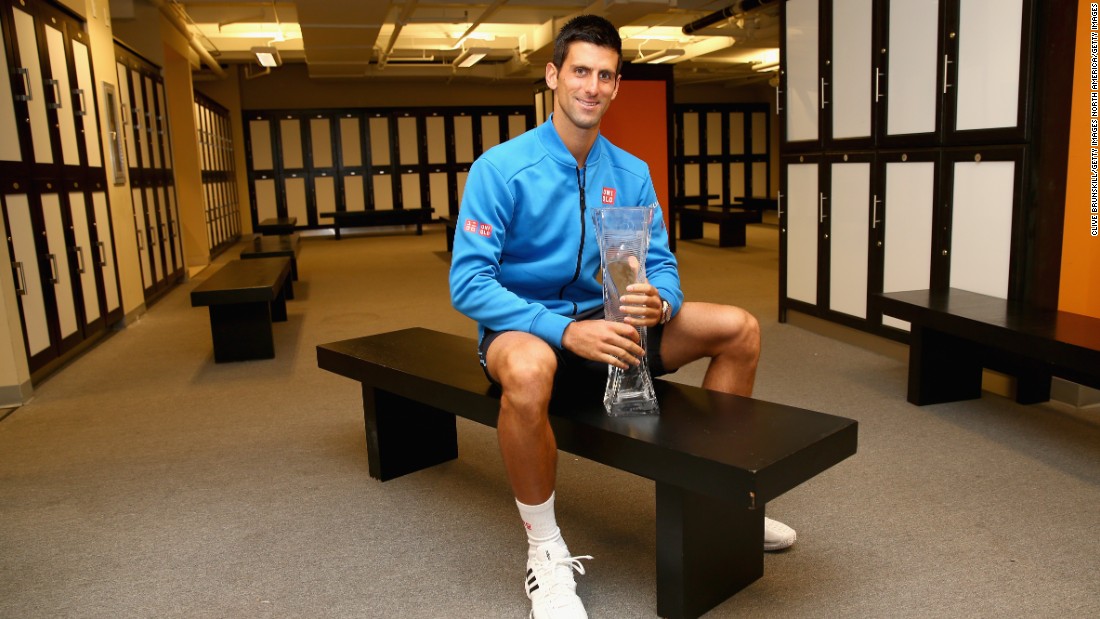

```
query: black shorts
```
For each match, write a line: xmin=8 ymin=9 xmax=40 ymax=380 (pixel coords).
xmin=477 ymin=306 xmax=670 ymax=387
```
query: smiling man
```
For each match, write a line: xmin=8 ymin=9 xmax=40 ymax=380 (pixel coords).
xmin=449 ymin=14 xmax=792 ymax=619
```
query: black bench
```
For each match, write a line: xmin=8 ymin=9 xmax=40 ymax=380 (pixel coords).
xmin=240 ymin=233 xmax=300 ymax=281
xmin=316 ymin=327 xmax=858 ymax=619
xmin=442 ymin=216 xmax=456 ymax=252
xmin=256 ymin=216 xmax=297 ymax=236
xmin=318 ymin=208 xmax=433 ymax=240
xmin=190 ymin=257 xmax=293 ymax=362
xmin=877 ymin=288 xmax=1100 ymax=405
xmin=675 ymin=196 xmax=761 ymax=248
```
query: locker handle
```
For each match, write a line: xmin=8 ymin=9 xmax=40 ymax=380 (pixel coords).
xmin=75 ymin=246 xmax=86 ymax=274
xmin=136 ymin=229 xmax=144 ymax=251
xmin=819 ymin=193 xmax=827 ymax=223
xmin=13 ymin=261 xmax=27 ymax=296
xmin=73 ymin=88 xmax=87 ymax=116
xmin=48 ymin=254 xmax=59 ymax=284
xmin=820 ymin=78 xmax=828 ymax=110
xmin=777 ymin=191 xmax=784 ymax=218
xmin=872 ymin=195 xmax=881 ymax=229
xmin=14 ymin=67 xmax=31 ymax=101
xmin=97 ymin=241 xmax=107 ymax=267
xmin=943 ymin=55 xmax=953 ymax=94
xmin=875 ymin=69 xmax=883 ymax=102
xmin=776 ymin=82 xmax=782 ymax=114
xmin=46 ymin=79 xmax=62 ymax=109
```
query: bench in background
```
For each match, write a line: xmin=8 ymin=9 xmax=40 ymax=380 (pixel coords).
xmin=191 ymin=257 xmax=292 ymax=363
xmin=318 ymin=208 xmax=433 ymax=240
xmin=240 ymin=233 xmax=300 ymax=281
xmin=317 ymin=327 xmax=858 ymax=619
xmin=674 ymin=195 xmax=761 ymax=248
xmin=877 ymin=288 xmax=1100 ymax=405
xmin=256 ymin=216 xmax=297 ymax=236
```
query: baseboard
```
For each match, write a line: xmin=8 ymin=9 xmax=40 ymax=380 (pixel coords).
xmin=1051 ymin=378 xmax=1100 ymax=409
xmin=0 ymin=378 xmax=33 ymax=407
xmin=784 ymin=311 xmax=908 ymax=363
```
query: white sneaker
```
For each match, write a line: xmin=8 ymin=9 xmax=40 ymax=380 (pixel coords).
xmin=525 ymin=541 xmax=592 ymax=619
xmin=764 ymin=517 xmax=796 ymax=552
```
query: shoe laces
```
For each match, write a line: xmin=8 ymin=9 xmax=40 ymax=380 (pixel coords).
xmin=528 ymin=549 xmax=593 ymax=601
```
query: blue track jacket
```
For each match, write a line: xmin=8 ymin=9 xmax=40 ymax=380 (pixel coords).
xmin=449 ymin=115 xmax=683 ymax=348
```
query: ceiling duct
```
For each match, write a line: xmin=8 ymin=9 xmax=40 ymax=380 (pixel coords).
xmin=296 ymin=0 xmax=392 ymax=78
xmin=681 ymin=0 xmax=779 ymax=35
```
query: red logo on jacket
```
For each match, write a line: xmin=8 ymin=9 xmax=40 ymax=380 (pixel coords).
xmin=602 ymin=187 xmax=616 ymax=205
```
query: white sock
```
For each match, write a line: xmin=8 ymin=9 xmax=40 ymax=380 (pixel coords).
xmin=516 ymin=492 xmax=564 ymax=553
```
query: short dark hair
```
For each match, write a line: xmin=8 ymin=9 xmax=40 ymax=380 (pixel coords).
xmin=552 ymin=14 xmax=623 ymax=74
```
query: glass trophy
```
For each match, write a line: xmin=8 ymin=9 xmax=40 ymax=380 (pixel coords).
xmin=592 ymin=206 xmax=660 ymax=416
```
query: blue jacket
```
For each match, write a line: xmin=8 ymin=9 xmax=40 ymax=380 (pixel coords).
xmin=449 ymin=115 xmax=683 ymax=348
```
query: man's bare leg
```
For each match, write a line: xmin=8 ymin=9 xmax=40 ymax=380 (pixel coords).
xmin=659 ymin=301 xmax=761 ymax=396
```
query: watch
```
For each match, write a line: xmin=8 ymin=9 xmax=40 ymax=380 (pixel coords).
xmin=659 ymin=298 xmax=672 ymax=324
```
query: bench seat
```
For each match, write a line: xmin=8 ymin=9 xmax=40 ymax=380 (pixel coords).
xmin=318 ymin=208 xmax=432 ymax=240
xmin=240 ymin=233 xmax=300 ymax=281
xmin=191 ymin=257 xmax=292 ymax=362
xmin=256 ymin=216 xmax=297 ymax=235
xmin=877 ymin=288 xmax=1100 ymax=405
xmin=678 ymin=205 xmax=760 ymax=247
xmin=317 ymin=327 xmax=858 ymax=619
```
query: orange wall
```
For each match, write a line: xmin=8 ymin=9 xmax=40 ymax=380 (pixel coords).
xmin=1061 ymin=0 xmax=1100 ymax=317
xmin=600 ymin=80 xmax=670 ymax=227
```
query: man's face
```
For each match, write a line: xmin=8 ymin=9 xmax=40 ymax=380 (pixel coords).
xmin=546 ymin=41 xmax=621 ymax=131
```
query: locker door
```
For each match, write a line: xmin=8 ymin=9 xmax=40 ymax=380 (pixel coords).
xmin=454 ymin=114 xmax=474 ymax=206
xmin=68 ymin=189 xmax=101 ymax=330
xmin=338 ymin=115 xmax=365 ymax=214
xmin=42 ymin=18 xmax=79 ymax=166
xmin=879 ymin=153 xmax=937 ymax=331
xmin=90 ymin=190 xmax=120 ymax=317
xmin=144 ymin=76 xmax=161 ymax=169
xmin=164 ymin=186 xmax=182 ymax=272
xmin=827 ymin=157 xmax=872 ymax=319
xmin=749 ymin=112 xmax=768 ymax=198
xmin=426 ymin=115 xmax=449 ymax=219
xmin=131 ymin=186 xmax=151 ymax=290
xmin=369 ymin=114 xmax=393 ymax=210
xmin=397 ymin=114 xmax=421 ymax=211
xmin=782 ymin=0 xmax=821 ymax=148
xmin=783 ymin=160 xmax=821 ymax=306
xmin=0 ymin=15 xmax=25 ymax=163
xmin=826 ymin=0 xmax=874 ymax=150
xmin=945 ymin=149 xmax=1021 ymax=299
xmin=40 ymin=190 xmax=79 ymax=349
xmin=115 ymin=63 xmax=137 ymax=170
xmin=480 ymin=113 xmax=501 ymax=152
xmin=12 ymin=5 xmax=53 ymax=164
xmin=507 ymin=113 xmax=528 ymax=140
xmin=70 ymin=37 xmax=101 ymax=168
xmin=878 ymin=0 xmax=943 ymax=147
xmin=310 ymin=116 xmax=334 ymax=226
xmin=2 ymin=191 xmax=51 ymax=360
xmin=130 ymin=69 xmax=149 ymax=168
xmin=145 ymin=186 xmax=163 ymax=284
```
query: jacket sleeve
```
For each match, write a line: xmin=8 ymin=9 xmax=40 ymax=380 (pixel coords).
xmin=448 ymin=159 xmax=574 ymax=347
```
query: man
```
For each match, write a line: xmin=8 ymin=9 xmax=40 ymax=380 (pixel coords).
xmin=449 ymin=14 xmax=795 ymax=619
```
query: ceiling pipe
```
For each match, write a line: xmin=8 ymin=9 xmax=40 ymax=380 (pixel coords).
xmin=148 ymin=0 xmax=227 ymax=78
xmin=379 ymin=0 xmax=420 ymax=68
xmin=681 ymin=0 xmax=779 ymax=35
xmin=452 ymin=0 xmax=509 ymax=49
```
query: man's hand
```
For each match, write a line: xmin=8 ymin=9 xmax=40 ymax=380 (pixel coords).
xmin=562 ymin=320 xmax=645 ymax=369
xmin=619 ymin=283 xmax=662 ymax=328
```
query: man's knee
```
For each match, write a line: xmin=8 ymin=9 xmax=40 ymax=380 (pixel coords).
xmin=488 ymin=335 xmax=558 ymax=404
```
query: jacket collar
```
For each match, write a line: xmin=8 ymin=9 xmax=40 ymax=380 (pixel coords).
xmin=536 ymin=113 xmax=604 ymax=169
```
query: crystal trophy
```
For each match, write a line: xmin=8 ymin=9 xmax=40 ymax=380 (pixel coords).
xmin=592 ymin=205 xmax=659 ymax=416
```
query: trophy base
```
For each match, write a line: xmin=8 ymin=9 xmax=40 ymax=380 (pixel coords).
xmin=604 ymin=365 xmax=660 ymax=417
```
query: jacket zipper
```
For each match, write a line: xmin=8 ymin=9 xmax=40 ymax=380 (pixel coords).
xmin=557 ymin=166 xmax=587 ymax=313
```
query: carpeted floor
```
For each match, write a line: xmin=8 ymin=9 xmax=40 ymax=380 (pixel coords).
xmin=1 ymin=221 xmax=1098 ymax=618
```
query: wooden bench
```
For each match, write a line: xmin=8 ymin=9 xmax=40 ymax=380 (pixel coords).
xmin=190 ymin=257 xmax=293 ymax=363
xmin=316 ymin=327 xmax=858 ymax=619
xmin=256 ymin=216 xmax=297 ymax=236
xmin=877 ymin=288 xmax=1100 ymax=405
xmin=240 ymin=233 xmax=300 ymax=282
xmin=675 ymin=196 xmax=761 ymax=248
xmin=318 ymin=208 xmax=433 ymax=240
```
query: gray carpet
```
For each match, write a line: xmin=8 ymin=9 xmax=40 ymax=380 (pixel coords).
xmin=1 ymin=222 xmax=1098 ymax=618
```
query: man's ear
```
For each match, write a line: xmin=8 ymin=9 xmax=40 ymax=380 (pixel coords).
xmin=545 ymin=62 xmax=559 ymax=89
xmin=610 ymin=74 xmax=621 ymax=100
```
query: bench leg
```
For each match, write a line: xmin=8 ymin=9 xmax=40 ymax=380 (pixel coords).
xmin=362 ymin=386 xmax=459 ymax=481
xmin=333 ymin=224 xmax=342 ymax=240
xmin=717 ymin=221 xmax=747 ymax=247
xmin=907 ymin=326 xmax=983 ymax=405
xmin=207 ymin=302 xmax=274 ymax=362
xmin=272 ymin=284 xmax=289 ymax=321
xmin=655 ymin=483 xmax=763 ymax=619
xmin=679 ymin=214 xmax=702 ymax=240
